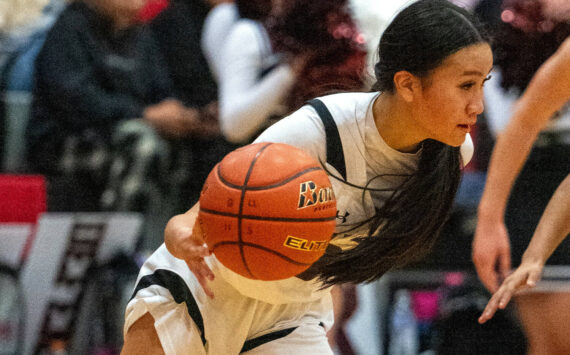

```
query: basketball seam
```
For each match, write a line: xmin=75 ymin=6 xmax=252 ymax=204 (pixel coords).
xmin=211 ymin=241 xmax=313 ymax=266
xmin=217 ymin=165 xmax=325 ymax=190
xmin=209 ymin=142 xmax=333 ymax=280
xmin=237 ymin=143 xmax=273 ymax=278
xmin=199 ymin=208 xmax=336 ymax=222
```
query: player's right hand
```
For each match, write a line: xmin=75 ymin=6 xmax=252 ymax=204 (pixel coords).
xmin=478 ymin=260 xmax=543 ymax=324
xmin=165 ymin=212 xmax=215 ymax=298
xmin=472 ymin=218 xmax=512 ymax=293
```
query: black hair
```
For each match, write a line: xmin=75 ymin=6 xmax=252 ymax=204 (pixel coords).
xmin=267 ymin=0 xmax=354 ymax=57
xmin=235 ymin=0 xmax=272 ymax=21
xmin=373 ymin=0 xmax=489 ymax=92
xmin=316 ymin=0 xmax=491 ymax=286
xmin=491 ymin=0 xmax=570 ymax=92
xmin=266 ymin=0 xmax=367 ymax=110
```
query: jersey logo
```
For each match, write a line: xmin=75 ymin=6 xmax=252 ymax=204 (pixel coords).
xmin=297 ymin=181 xmax=335 ymax=209
xmin=283 ymin=235 xmax=328 ymax=251
xmin=336 ymin=211 xmax=350 ymax=223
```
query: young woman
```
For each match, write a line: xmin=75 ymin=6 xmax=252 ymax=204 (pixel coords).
xmin=122 ymin=1 xmax=493 ymax=353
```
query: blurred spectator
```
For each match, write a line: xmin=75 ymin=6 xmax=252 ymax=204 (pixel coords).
xmin=149 ymin=0 xmax=237 ymax=210
xmin=0 ymin=0 xmax=49 ymax=71
xmin=0 ymin=0 xmax=65 ymax=91
xmin=0 ymin=0 xmax=49 ymax=30
xmin=1 ymin=0 xmax=65 ymax=168
xmin=25 ymin=0 xmax=207 ymax=212
xmin=217 ymin=0 xmax=367 ymax=144
xmin=0 ymin=0 xmax=65 ymax=77
xmin=201 ymin=1 xmax=239 ymax=81
xmin=151 ymin=0 xmax=219 ymax=108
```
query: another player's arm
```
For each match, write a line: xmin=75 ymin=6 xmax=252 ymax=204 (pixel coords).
xmin=479 ymin=37 xmax=570 ymax=220
xmin=164 ymin=203 xmax=215 ymax=298
xmin=473 ymin=37 xmax=570 ymax=291
xmin=479 ymin=174 xmax=570 ymax=324
xmin=121 ymin=313 xmax=165 ymax=355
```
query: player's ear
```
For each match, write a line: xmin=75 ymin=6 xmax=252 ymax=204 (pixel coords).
xmin=393 ymin=70 xmax=420 ymax=102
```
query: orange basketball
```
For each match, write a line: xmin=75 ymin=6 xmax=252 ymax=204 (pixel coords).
xmin=198 ymin=142 xmax=337 ymax=280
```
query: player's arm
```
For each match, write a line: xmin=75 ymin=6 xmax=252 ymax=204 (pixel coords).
xmin=478 ymin=37 xmax=570 ymax=224
xmin=473 ymin=37 xmax=570 ymax=291
xmin=479 ymin=174 xmax=570 ymax=323
xmin=121 ymin=313 xmax=165 ymax=355
xmin=164 ymin=203 xmax=215 ymax=298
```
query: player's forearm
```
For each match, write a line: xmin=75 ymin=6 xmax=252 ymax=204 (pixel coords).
xmin=521 ymin=175 xmax=570 ymax=264
xmin=173 ymin=203 xmax=200 ymax=228
xmin=164 ymin=202 xmax=200 ymax=256
xmin=479 ymin=45 xmax=569 ymax=221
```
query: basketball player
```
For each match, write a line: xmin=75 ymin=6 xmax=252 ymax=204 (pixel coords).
xmin=122 ymin=1 xmax=493 ymax=353
xmin=473 ymin=31 xmax=570 ymax=354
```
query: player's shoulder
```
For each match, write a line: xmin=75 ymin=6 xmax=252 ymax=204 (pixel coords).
xmin=317 ymin=91 xmax=378 ymax=107
xmin=314 ymin=91 xmax=379 ymax=124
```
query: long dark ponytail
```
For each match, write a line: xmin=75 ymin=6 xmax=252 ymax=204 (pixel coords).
xmin=314 ymin=0 xmax=490 ymax=286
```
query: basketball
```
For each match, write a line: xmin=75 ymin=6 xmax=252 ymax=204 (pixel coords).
xmin=198 ymin=142 xmax=337 ymax=280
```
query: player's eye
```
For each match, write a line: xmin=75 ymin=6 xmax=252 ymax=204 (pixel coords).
xmin=460 ymin=82 xmax=475 ymax=90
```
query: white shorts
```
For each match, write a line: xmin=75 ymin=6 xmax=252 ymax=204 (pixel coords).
xmin=124 ymin=245 xmax=334 ymax=354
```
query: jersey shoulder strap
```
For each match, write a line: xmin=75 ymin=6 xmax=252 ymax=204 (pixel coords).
xmin=306 ymin=99 xmax=347 ymax=180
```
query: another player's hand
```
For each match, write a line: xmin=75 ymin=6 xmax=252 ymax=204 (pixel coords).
xmin=165 ymin=211 xmax=215 ymax=298
xmin=472 ymin=218 xmax=512 ymax=293
xmin=478 ymin=261 xmax=543 ymax=324
xmin=143 ymin=99 xmax=201 ymax=138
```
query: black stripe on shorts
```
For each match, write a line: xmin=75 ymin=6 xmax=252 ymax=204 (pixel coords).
xmin=241 ymin=327 xmax=297 ymax=353
xmin=131 ymin=269 xmax=206 ymax=346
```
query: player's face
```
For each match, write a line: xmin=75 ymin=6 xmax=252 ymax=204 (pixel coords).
xmin=415 ymin=43 xmax=493 ymax=147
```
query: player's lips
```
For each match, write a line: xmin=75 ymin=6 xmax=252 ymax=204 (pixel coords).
xmin=457 ymin=118 xmax=476 ymax=132
xmin=457 ymin=124 xmax=471 ymax=132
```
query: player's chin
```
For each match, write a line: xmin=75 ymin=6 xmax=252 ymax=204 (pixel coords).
xmin=439 ymin=133 xmax=466 ymax=147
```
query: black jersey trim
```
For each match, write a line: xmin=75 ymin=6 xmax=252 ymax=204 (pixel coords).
xmin=240 ymin=327 xmax=297 ymax=353
xmin=306 ymin=99 xmax=347 ymax=180
xmin=131 ymin=269 xmax=206 ymax=346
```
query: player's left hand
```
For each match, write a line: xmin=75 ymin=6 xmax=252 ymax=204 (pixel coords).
xmin=478 ymin=261 xmax=543 ymax=324
xmin=165 ymin=209 xmax=215 ymax=298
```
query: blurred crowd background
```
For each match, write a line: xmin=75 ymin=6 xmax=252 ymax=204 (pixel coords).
xmin=0 ymin=0 xmax=568 ymax=354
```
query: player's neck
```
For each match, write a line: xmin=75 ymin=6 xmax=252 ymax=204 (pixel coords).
xmin=372 ymin=93 xmax=424 ymax=153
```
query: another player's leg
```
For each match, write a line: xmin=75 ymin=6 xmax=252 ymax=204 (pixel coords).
xmin=515 ymin=292 xmax=570 ymax=355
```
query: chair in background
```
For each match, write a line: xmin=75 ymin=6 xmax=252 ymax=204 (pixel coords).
xmin=0 ymin=174 xmax=46 ymax=267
